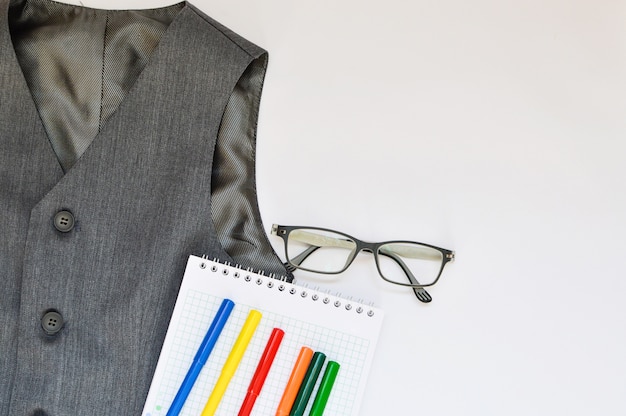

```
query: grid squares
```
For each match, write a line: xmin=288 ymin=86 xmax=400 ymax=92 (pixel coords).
xmin=143 ymin=257 xmax=383 ymax=416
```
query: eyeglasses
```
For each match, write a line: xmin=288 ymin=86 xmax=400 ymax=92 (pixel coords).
xmin=271 ymin=224 xmax=455 ymax=303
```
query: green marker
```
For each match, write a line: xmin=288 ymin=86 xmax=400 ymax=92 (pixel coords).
xmin=309 ymin=361 xmax=340 ymax=416
xmin=289 ymin=351 xmax=326 ymax=416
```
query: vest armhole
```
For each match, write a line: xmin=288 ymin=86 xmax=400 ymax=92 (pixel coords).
xmin=210 ymin=53 xmax=291 ymax=279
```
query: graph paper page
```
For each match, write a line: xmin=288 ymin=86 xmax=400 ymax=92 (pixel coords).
xmin=142 ymin=255 xmax=384 ymax=416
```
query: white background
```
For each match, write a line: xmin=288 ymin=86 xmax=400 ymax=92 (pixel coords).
xmin=71 ymin=0 xmax=626 ymax=414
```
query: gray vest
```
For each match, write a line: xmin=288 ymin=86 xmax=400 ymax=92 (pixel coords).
xmin=0 ymin=0 xmax=287 ymax=414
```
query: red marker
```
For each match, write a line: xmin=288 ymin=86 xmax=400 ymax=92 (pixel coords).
xmin=238 ymin=328 xmax=285 ymax=416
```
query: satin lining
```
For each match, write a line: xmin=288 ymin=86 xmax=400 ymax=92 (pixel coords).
xmin=211 ymin=53 xmax=291 ymax=277
xmin=9 ymin=0 xmax=184 ymax=172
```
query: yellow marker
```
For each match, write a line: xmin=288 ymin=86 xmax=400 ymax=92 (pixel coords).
xmin=201 ymin=310 xmax=262 ymax=416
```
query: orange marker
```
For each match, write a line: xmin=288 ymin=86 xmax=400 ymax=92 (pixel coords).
xmin=275 ymin=346 xmax=314 ymax=416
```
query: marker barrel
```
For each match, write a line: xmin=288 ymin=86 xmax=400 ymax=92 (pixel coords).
xmin=238 ymin=328 xmax=285 ymax=416
xmin=275 ymin=346 xmax=314 ymax=416
xmin=289 ymin=351 xmax=326 ymax=416
xmin=201 ymin=309 xmax=262 ymax=416
xmin=167 ymin=298 xmax=234 ymax=416
xmin=309 ymin=361 xmax=340 ymax=416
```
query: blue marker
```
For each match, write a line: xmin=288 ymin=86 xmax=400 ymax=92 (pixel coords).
xmin=166 ymin=298 xmax=235 ymax=416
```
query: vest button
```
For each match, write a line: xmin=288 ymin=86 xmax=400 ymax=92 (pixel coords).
xmin=53 ymin=210 xmax=75 ymax=232
xmin=41 ymin=310 xmax=64 ymax=335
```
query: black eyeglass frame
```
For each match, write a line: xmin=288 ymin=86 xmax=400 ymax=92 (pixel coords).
xmin=271 ymin=224 xmax=455 ymax=293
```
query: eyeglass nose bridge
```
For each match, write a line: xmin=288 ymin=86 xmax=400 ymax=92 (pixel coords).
xmin=344 ymin=242 xmax=380 ymax=268
xmin=318 ymin=239 xmax=374 ymax=273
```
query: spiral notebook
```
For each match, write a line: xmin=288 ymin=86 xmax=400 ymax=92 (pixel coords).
xmin=142 ymin=255 xmax=384 ymax=416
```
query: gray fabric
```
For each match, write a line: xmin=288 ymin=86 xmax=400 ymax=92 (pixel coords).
xmin=0 ymin=0 xmax=288 ymax=414
xmin=212 ymin=53 xmax=291 ymax=277
xmin=9 ymin=1 xmax=184 ymax=172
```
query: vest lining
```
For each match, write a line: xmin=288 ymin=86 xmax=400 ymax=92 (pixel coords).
xmin=9 ymin=0 xmax=184 ymax=172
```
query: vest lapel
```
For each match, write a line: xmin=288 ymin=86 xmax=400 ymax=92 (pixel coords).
xmin=1 ymin=1 xmax=196 ymax=192
xmin=0 ymin=0 xmax=64 ymax=193
xmin=1 ymin=0 xmax=254 ymax=238
xmin=2 ymin=0 xmax=251 ymax=230
xmin=46 ymin=2 xmax=252 ymax=198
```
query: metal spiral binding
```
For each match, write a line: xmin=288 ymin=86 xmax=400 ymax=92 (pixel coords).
xmin=199 ymin=256 xmax=377 ymax=317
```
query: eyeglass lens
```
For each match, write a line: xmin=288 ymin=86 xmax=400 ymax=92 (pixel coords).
xmin=377 ymin=243 xmax=443 ymax=286
xmin=286 ymin=229 xmax=357 ymax=273
xmin=286 ymin=228 xmax=444 ymax=286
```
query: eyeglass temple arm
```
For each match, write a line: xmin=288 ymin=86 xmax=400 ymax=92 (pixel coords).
xmin=289 ymin=230 xmax=354 ymax=249
xmin=289 ymin=231 xmax=432 ymax=303
xmin=379 ymin=244 xmax=444 ymax=261
xmin=287 ymin=243 xmax=352 ymax=271
xmin=288 ymin=244 xmax=432 ymax=303
xmin=378 ymin=249 xmax=432 ymax=303
xmin=284 ymin=245 xmax=320 ymax=272
xmin=286 ymin=231 xmax=354 ymax=271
